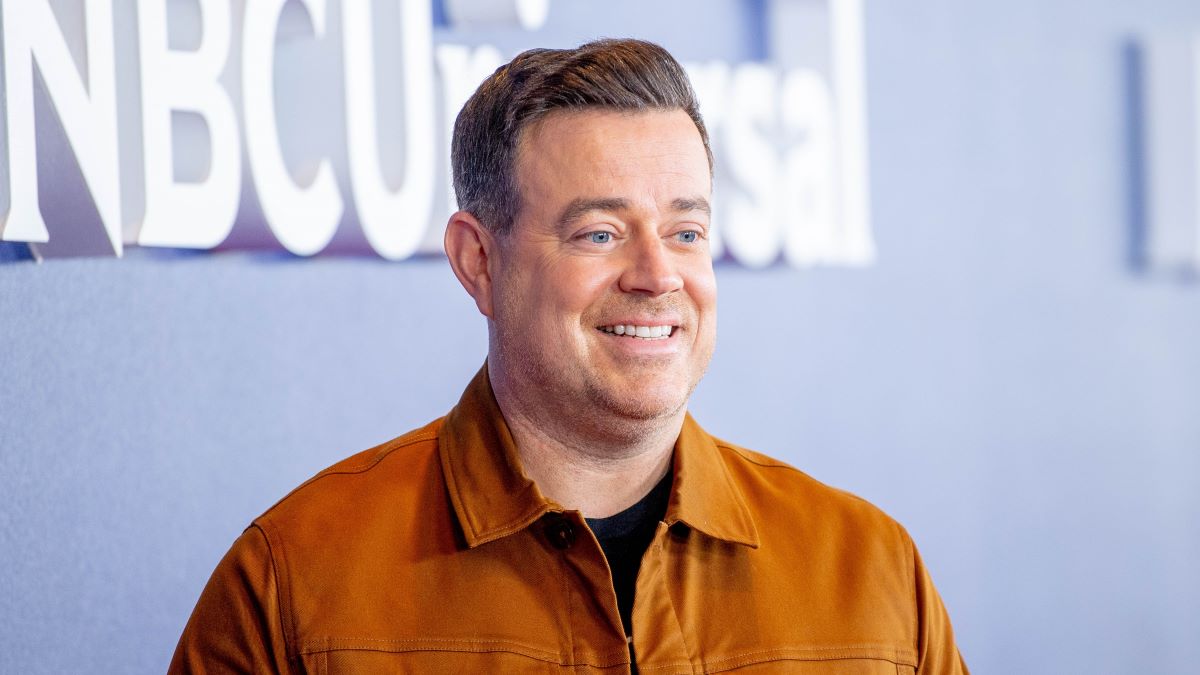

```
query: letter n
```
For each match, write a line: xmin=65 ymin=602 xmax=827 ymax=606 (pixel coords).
xmin=0 ymin=0 xmax=121 ymax=257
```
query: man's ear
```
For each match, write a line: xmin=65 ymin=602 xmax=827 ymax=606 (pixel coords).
xmin=444 ymin=210 xmax=498 ymax=318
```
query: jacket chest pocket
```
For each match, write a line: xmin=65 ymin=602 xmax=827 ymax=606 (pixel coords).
xmin=299 ymin=648 xmax=568 ymax=674
xmin=676 ymin=659 xmax=915 ymax=674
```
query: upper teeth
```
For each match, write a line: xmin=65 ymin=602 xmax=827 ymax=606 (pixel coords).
xmin=600 ymin=325 xmax=674 ymax=339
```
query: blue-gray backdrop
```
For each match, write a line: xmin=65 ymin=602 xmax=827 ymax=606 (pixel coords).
xmin=2 ymin=1 xmax=1199 ymax=673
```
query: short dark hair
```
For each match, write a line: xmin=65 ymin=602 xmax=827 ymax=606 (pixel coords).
xmin=450 ymin=38 xmax=712 ymax=236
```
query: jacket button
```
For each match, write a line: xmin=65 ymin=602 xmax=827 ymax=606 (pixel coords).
xmin=544 ymin=517 xmax=576 ymax=550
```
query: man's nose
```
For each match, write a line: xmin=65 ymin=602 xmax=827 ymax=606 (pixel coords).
xmin=617 ymin=234 xmax=684 ymax=296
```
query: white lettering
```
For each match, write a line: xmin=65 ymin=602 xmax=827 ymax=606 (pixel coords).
xmin=780 ymin=69 xmax=837 ymax=266
xmin=134 ymin=0 xmax=241 ymax=248
xmin=343 ymin=0 xmax=435 ymax=261
xmin=243 ymin=0 xmax=342 ymax=256
xmin=0 ymin=0 xmax=121 ymax=254
xmin=0 ymin=1 xmax=874 ymax=269
xmin=829 ymin=0 xmax=876 ymax=265
xmin=723 ymin=64 xmax=782 ymax=268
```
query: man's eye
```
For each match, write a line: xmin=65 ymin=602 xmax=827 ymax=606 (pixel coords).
xmin=585 ymin=232 xmax=613 ymax=244
xmin=676 ymin=230 xmax=699 ymax=243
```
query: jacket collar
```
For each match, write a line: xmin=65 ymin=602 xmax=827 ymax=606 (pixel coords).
xmin=438 ymin=365 xmax=759 ymax=549
xmin=667 ymin=413 xmax=760 ymax=548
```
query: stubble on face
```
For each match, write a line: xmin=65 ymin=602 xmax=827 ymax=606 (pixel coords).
xmin=490 ymin=264 xmax=711 ymax=451
xmin=579 ymin=294 xmax=707 ymax=422
xmin=491 ymin=263 xmax=699 ymax=420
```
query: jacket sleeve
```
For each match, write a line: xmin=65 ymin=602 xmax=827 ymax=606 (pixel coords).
xmin=168 ymin=525 xmax=292 ymax=674
xmin=913 ymin=542 xmax=970 ymax=675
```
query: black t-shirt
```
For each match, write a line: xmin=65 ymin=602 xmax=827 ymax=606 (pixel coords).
xmin=585 ymin=470 xmax=673 ymax=639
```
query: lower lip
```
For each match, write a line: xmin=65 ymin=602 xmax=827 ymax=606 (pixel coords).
xmin=595 ymin=329 xmax=682 ymax=356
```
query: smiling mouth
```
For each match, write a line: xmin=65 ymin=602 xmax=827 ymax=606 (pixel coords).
xmin=597 ymin=324 xmax=676 ymax=340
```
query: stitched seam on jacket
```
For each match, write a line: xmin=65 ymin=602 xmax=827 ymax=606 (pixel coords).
xmin=719 ymin=443 xmax=882 ymax=505
xmin=906 ymin=529 xmax=919 ymax=666
xmin=637 ymin=646 xmax=918 ymax=672
xmin=296 ymin=637 xmax=629 ymax=666
xmin=705 ymin=644 xmax=917 ymax=662
xmin=717 ymin=443 xmax=793 ymax=470
xmin=269 ymin=430 xmax=440 ymax=512
xmin=298 ymin=637 xmax=556 ymax=657
xmin=251 ymin=522 xmax=296 ymax=663
xmin=327 ymin=431 xmax=439 ymax=475
xmin=710 ymin=443 xmax=761 ymax=546
xmin=552 ymin=535 xmax=630 ymax=667
xmin=437 ymin=421 xmax=548 ymax=546
xmin=656 ymin=536 xmax=699 ymax=674
xmin=707 ymin=653 xmax=918 ymax=673
xmin=472 ymin=504 xmax=553 ymax=544
xmin=561 ymin=534 xmax=579 ymax=667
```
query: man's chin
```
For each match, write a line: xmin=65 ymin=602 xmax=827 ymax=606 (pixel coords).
xmin=584 ymin=379 xmax=691 ymax=423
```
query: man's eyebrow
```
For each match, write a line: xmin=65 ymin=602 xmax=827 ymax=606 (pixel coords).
xmin=555 ymin=197 xmax=631 ymax=233
xmin=671 ymin=196 xmax=711 ymax=216
xmin=554 ymin=196 xmax=712 ymax=234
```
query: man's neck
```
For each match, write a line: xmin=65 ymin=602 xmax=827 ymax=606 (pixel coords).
xmin=489 ymin=368 xmax=681 ymax=519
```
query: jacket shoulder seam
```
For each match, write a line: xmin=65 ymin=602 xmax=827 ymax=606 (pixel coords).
xmin=316 ymin=430 xmax=439 ymax=476
xmin=258 ymin=429 xmax=440 ymax=519
xmin=715 ymin=441 xmax=905 ymax=519
xmin=247 ymin=521 xmax=296 ymax=663
xmin=716 ymin=442 xmax=799 ymax=470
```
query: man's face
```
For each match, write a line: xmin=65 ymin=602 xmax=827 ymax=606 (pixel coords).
xmin=489 ymin=109 xmax=716 ymax=425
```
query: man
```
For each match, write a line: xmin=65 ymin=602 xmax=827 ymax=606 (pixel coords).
xmin=171 ymin=39 xmax=968 ymax=674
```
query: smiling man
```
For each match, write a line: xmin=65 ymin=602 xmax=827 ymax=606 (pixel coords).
xmin=171 ymin=40 xmax=968 ymax=674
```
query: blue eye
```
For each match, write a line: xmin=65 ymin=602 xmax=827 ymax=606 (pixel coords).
xmin=677 ymin=230 xmax=699 ymax=243
xmin=586 ymin=232 xmax=612 ymax=244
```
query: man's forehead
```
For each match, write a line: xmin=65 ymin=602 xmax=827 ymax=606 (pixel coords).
xmin=517 ymin=109 xmax=707 ymax=165
xmin=516 ymin=109 xmax=709 ymax=186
